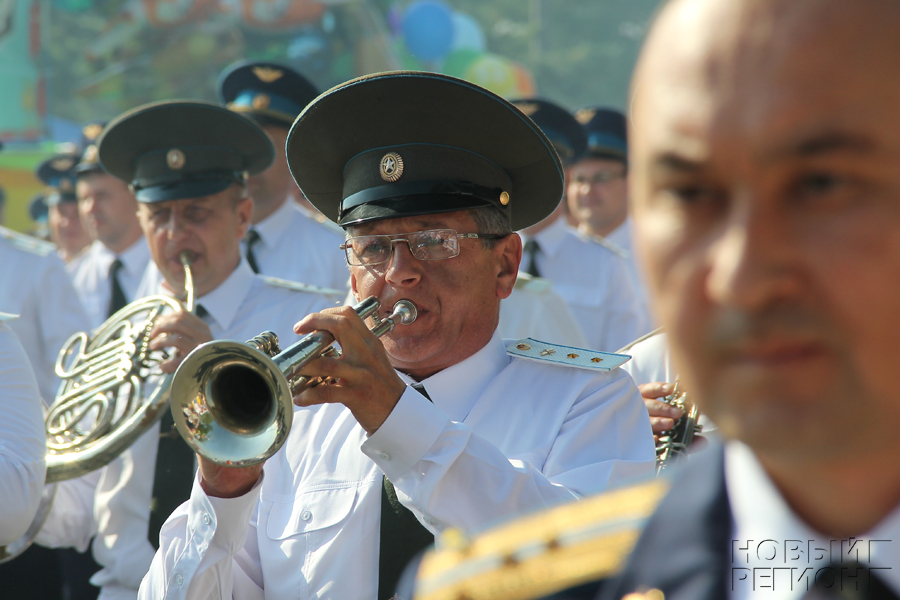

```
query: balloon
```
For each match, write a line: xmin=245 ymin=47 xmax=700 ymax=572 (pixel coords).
xmin=402 ymin=0 xmax=454 ymax=62
xmin=450 ymin=12 xmax=485 ymax=52
xmin=463 ymin=53 xmax=519 ymax=98
xmin=441 ymin=48 xmax=481 ymax=79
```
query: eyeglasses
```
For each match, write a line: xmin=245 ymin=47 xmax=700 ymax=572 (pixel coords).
xmin=340 ymin=229 xmax=506 ymax=266
xmin=571 ymin=171 xmax=626 ymax=186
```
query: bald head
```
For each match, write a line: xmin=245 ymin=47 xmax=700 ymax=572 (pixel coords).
xmin=627 ymin=0 xmax=900 ymax=463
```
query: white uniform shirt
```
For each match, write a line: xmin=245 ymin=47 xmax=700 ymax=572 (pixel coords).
xmin=139 ymin=330 xmax=656 ymax=600
xmin=726 ymin=441 xmax=900 ymax=599
xmin=621 ymin=331 xmax=674 ymax=387
xmin=35 ymin=259 xmax=336 ymax=600
xmin=606 ymin=218 xmax=652 ymax=317
xmin=498 ymin=274 xmax=589 ymax=347
xmin=0 ymin=226 xmax=90 ymax=404
xmin=242 ymin=199 xmax=349 ymax=292
xmin=0 ymin=320 xmax=48 ymax=545
xmin=521 ymin=218 xmax=652 ymax=352
xmin=69 ymin=239 xmax=151 ymax=331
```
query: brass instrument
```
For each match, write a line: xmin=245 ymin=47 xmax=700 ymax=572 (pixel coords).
xmin=655 ymin=381 xmax=702 ymax=474
xmin=170 ymin=296 xmax=417 ymax=467
xmin=0 ymin=252 xmax=195 ymax=563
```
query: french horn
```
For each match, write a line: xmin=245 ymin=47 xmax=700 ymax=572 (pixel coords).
xmin=0 ymin=252 xmax=195 ymax=562
xmin=170 ymin=296 xmax=417 ymax=467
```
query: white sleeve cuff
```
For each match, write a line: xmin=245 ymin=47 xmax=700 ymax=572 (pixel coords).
xmin=361 ymin=386 xmax=448 ymax=480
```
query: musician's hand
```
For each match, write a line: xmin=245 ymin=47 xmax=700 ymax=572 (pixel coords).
xmin=197 ymin=456 xmax=263 ymax=499
xmin=149 ymin=311 xmax=214 ymax=373
xmin=291 ymin=305 xmax=407 ymax=435
xmin=640 ymin=381 xmax=684 ymax=442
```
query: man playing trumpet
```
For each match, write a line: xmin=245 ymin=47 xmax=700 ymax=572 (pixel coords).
xmin=139 ymin=72 xmax=656 ymax=600
xmin=33 ymin=100 xmax=335 ymax=600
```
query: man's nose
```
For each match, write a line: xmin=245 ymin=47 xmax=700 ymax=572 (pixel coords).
xmin=706 ymin=196 xmax=803 ymax=311
xmin=384 ymin=240 xmax=423 ymax=287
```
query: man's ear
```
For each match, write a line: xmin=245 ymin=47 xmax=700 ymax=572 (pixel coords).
xmin=235 ymin=195 xmax=254 ymax=237
xmin=495 ymin=233 xmax=522 ymax=300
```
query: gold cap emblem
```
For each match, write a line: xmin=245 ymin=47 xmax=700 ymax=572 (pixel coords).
xmin=51 ymin=157 xmax=76 ymax=171
xmin=82 ymin=123 xmax=104 ymax=141
xmin=380 ymin=152 xmax=404 ymax=182
xmin=574 ymin=107 xmax=597 ymax=125
xmin=252 ymin=93 xmax=271 ymax=110
xmin=59 ymin=179 xmax=73 ymax=192
xmin=499 ymin=191 xmax=510 ymax=206
xmin=516 ymin=102 xmax=539 ymax=117
xmin=252 ymin=66 xmax=284 ymax=83
xmin=167 ymin=149 xmax=186 ymax=170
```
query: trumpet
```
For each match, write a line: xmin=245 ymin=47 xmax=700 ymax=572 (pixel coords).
xmin=170 ymin=296 xmax=417 ymax=467
xmin=655 ymin=381 xmax=702 ymax=474
xmin=1 ymin=252 xmax=195 ymax=563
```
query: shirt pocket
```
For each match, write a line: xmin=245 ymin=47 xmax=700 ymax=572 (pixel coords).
xmin=266 ymin=486 xmax=358 ymax=540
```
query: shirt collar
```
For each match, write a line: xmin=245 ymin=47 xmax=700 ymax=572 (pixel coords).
xmin=396 ymin=329 xmax=510 ymax=423
xmin=192 ymin=258 xmax=256 ymax=331
xmin=526 ymin=216 xmax=569 ymax=259
xmin=91 ymin=238 xmax=149 ymax=276
xmin=249 ymin=197 xmax=297 ymax=249
xmin=726 ymin=441 xmax=900 ymax=596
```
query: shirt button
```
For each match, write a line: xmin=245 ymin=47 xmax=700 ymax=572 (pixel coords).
xmin=378 ymin=451 xmax=391 ymax=461
xmin=202 ymin=513 xmax=211 ymax=525
xmin=175 ymin=574 xmax=184 ymax=586
xmin=300 ymin=509 xmax=312 ymax=521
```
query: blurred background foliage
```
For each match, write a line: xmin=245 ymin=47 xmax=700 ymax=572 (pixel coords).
xmin=0 ymin=0 xmax=661 ymax=232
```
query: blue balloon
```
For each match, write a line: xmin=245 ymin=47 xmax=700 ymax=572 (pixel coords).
xmin=451 ymin=12 xmax=485 ymax=52
xmin=402 ymin=0 xmax=454 ymax=62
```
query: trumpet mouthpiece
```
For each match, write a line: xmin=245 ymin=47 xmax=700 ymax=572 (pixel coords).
xmin=391 ymin=299 xmax=417 ymax=325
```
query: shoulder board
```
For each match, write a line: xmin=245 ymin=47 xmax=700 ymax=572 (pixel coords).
xmin=0 ymin=227 xmax=55 ymax=257
xmin=514 ymin=272 xmax=553 ymax=293
xmin=415 ymin=478 xmax=670 ymax=600
xmin=578 ymin=230 xmax=630 ymax=260
xmin=0 ymin=312 xmax=19 ymax=321
xmin=506 ymin=338 xmax=630 ymax=371
xmin=259 ymin=275 xmax=344 ymax=297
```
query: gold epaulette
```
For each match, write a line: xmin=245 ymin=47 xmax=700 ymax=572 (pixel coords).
xmin=259 ymin=275 xmax=345 ymax=297
xmin=0 ymin=227 xmax=55 ymax=257
xmin=414 ymin=479 xmax=669 ymax=600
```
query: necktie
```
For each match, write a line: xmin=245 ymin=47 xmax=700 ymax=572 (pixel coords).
xmin=523 ymin=239 xmax=541 ymax=278
xmin=245 ymin=229 xmax=261 ymax=274
xmin=107 ymin=258 xmax=128 ymax=318
xmin=377 ymin=384 xmax=436 ymax=600
xmin=807 ymin=562 xmax=899 ymax=600
xmin=146 ymin=304 xmax=208 ymax=549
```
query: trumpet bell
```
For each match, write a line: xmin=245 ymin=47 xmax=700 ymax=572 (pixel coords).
xmin=171 ymin=340 xmax=293 ymax=467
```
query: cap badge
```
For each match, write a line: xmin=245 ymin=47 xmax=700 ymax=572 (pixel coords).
xmin=51 ymin=157 xmax=76 ymax=171
xmin=252 ymin=93 xmax=271 ymax=110
xmin=59 ymin=179 xmax=73 ymax=192
xmin=82 ymin=145 xmax=99 ymax=163
xmin=167 ymin=149 xmax=186 ymax=170
xmin=575 ymin=107 xmax=597 ymax=125
xmin=516 ymin=102 xmax=539 ymax=117
xmin=82 ymin=123 xmax=104 ymax=141
xmin=380 ymin=152 xmax=404 ymax=182
xmin=252 ymin=66 xmax=284 ymax=83
xmin=499 ymin=191 xmax=510 ymax=206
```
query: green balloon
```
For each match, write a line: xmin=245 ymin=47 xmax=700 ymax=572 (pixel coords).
xmin=441 ymin=48 xmax=482 ymax=78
